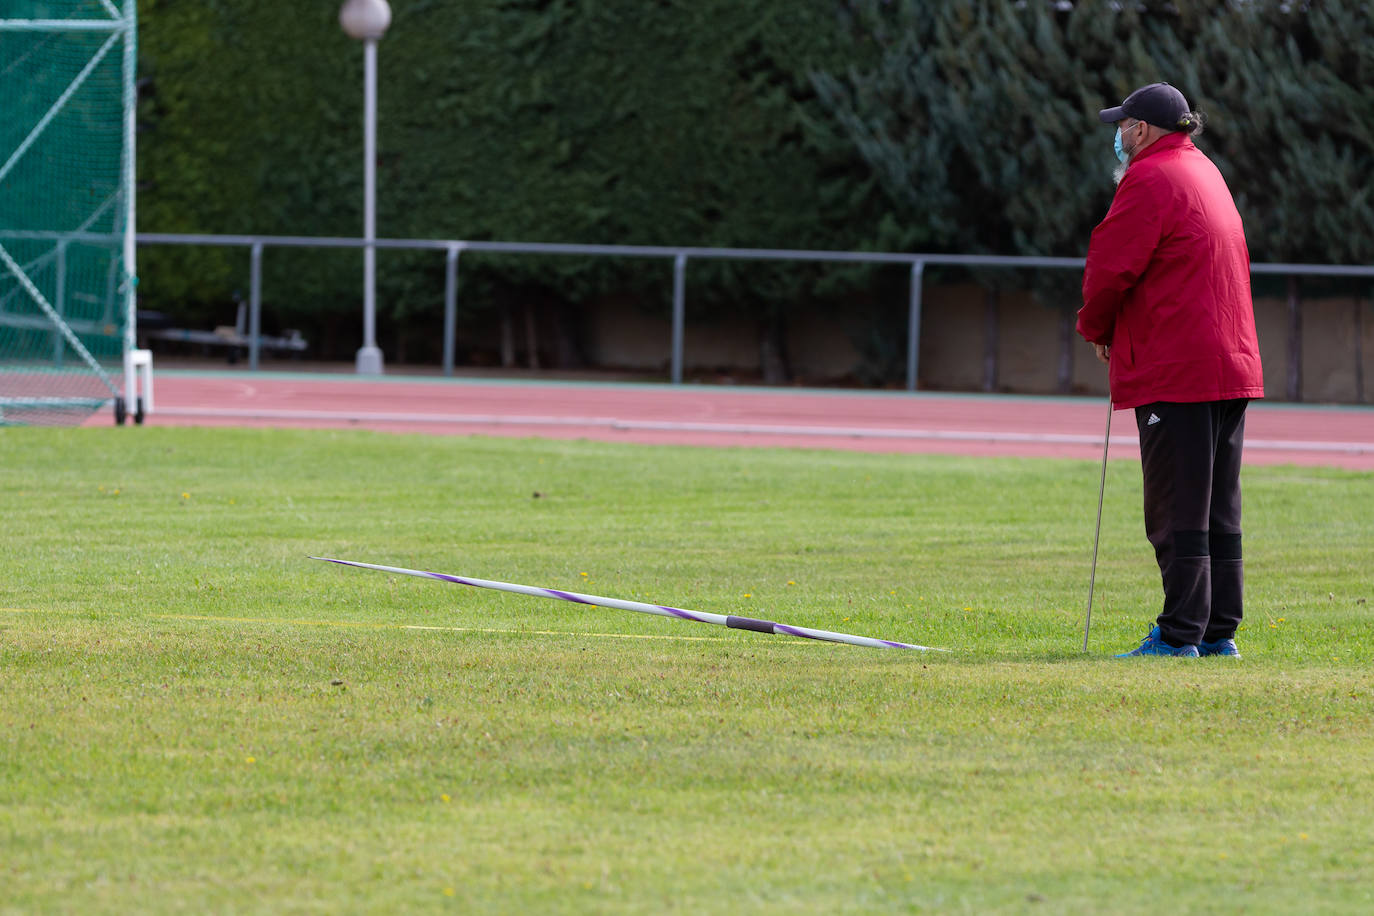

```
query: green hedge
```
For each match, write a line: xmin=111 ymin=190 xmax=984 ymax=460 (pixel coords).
xmin=136 ymin=0 xmax=899 ymax=370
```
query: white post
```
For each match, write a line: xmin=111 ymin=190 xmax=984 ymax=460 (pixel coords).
xmin=121 ymin=0 xmax=145 ymax=415
xmin=356 ymin=38 xmax=383 ymax=374
xmin=339 ymin=0 xmax=391 ymax=375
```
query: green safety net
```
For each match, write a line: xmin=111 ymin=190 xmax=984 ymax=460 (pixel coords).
xmin=0 ymin=1 xmax=135 ymax=426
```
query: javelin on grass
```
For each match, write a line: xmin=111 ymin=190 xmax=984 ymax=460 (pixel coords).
xmin=311 ymin=557 xmax=944 ymax=651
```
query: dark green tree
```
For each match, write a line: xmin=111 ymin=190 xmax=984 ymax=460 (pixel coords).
xmin=814 ymin=0 xmax=1128 ymax=388
xmin=1188 ymin=3 xmax=1374 ymax=265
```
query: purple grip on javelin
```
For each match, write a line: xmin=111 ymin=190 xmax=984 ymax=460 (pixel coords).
xmin=727 ymin=615 xmax=777 ymax=634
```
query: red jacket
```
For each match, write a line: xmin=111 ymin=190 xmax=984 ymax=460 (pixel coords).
xmin=1078 ymin=132 xmax=1264 ymax=409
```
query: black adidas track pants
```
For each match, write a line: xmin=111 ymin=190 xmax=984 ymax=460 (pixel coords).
xmin=1134 ymin=399 xmax=1250 ymax=647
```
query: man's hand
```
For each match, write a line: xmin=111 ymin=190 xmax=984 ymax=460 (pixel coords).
xmin=1094 ymin=343 xmax=1110 ymax=365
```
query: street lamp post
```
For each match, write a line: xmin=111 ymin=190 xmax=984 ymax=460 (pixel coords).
xmin=339 ymin=0 xmax=391 ymax=375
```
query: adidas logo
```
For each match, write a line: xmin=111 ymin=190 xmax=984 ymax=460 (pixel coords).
xmin=1146 ymin=413 xmax=1162 ymax=426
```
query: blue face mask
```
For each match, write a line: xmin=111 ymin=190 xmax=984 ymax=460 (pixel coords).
xmin=1114 ymin=127 xmax=1128 ymax=164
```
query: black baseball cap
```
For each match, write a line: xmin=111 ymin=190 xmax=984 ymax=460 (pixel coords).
xmin=1099 ymin=82 xmax=1190 ymax=129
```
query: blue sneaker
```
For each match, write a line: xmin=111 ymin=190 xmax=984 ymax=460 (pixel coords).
xmin=1199 ymin=637 xmax=1241 ymax=657
xmin=1115 ymin=626 xmax=1199 ymax=657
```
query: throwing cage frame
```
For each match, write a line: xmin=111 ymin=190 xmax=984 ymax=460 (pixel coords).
xmin=0 ymin=2 xmax=150 ymax=426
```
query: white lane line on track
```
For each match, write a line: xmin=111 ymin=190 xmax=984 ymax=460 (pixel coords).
xmin=150 ymin=406 xmax=1374 ymax=454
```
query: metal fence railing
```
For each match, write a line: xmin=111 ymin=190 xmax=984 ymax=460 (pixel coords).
xmin=129 ymin=233 xmax=1090 ymax=391
xmin=5 ymin=230 xmax=1374 ymax=399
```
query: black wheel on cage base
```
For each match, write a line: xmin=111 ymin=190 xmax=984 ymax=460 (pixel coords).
xmin=114 ymin=397 xmax=127 ymax=426
xmin=134 ymin=397 xmax=145 ymax=425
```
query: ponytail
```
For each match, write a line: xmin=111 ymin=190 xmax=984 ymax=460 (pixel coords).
xmin=1176 ymin=110 xmax=1207 ymax=136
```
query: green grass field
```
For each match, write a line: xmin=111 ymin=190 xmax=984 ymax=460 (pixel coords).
xmin=2 ymin=426 xmax=1371 ymax=913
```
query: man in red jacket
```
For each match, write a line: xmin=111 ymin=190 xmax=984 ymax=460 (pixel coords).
xmin=1078 ymin=82 xmax=1265 ymax=658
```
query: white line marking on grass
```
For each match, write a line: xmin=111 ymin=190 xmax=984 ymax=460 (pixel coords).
xmin=162 ymin=613 xmax=723 ymax=641
xmin=0 ymin=607 xmax=721 ymax=642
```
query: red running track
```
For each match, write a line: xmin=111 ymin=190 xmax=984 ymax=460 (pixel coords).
xmin=102 ymin=371 xmax=1374 ymax=470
